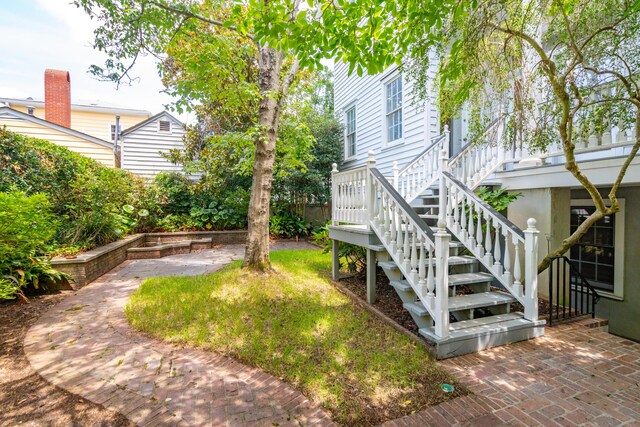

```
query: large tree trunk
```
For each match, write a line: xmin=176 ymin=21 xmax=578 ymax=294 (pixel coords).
xmin=243 ymin=47 xmax=281 ymax=270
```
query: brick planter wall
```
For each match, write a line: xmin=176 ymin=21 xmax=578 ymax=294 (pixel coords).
xmin=51 ymin=234 xmax=145 ymax=290
xmin=51 ymin=230 xmax=247 ymax=290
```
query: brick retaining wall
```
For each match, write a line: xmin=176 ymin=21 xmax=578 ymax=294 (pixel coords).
xmin=51 ymin=230 xmax=247 ymax=289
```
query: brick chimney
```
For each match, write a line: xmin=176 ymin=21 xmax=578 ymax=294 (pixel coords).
xmin=44 ymin=69 xmax=71 ymax=128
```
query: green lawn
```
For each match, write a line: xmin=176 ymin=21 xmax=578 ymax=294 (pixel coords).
xmin=125 ymin=249 xmax=465 ymax=425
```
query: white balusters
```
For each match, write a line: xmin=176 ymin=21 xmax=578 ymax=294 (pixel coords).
xmin=475 ymin=205 xmax=484 ymax=256
xmin=484 ymin=210 xmax=493 ymax=265
xmin=502 ymin=227 xmax=513 ymax=286
xmin=418 ymin=236 xmax=427 ymax=295
xmin=513 ymin=236 xmax=523 ymax=297
xmin=493 ymin=220 xmax=502 ymax=275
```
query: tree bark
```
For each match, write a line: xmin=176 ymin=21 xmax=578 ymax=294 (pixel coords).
xmin=243 ymin=46 xmax=282 ymax=270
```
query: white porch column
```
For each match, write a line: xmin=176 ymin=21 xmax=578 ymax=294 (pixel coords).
xmin=331 ymin=163 xmax=338 ymax=226
xmin=524 ymin=218 xmax=540 ymax=321
xmin=438 ymin=149 xmax=448 ymax=226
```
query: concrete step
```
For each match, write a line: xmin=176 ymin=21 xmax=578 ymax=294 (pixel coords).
xmin=419 ymin=317 xmax=546 ymax=359
xmin=448 ymin=291 xmax=515 ymax=312
xmin=448 ymin=272 xmax=494 ymax=286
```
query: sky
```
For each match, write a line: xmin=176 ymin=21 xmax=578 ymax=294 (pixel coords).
xmin=0 ymin=0 xmax=193 ymax=121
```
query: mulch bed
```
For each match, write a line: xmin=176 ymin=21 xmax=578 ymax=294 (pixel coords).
xmin=341 ymin=267 xmax=422 ymax=335
xmin=0 ymin=293 xmax=133 ymax=427
xmin=340 ymin=268 xmax=557 ymax=341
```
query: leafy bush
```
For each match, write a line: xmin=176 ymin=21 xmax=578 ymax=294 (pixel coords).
xmin=476 ymin=186 xmax=522 ymax=212
xmin=0 ymin=192 xmax=66 ymax=300
xmin=153 ymin=172 xmax=249 ymax=231
xmin=0 ymin=128 xmax=150 ymax=252
xmin=312 ymin=223 xmax=366 ymax=273
xmin=269 ymin=208 xmax=312 ymax=238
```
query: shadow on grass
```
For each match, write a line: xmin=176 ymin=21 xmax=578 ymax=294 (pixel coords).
xmin=125 ymin=250 xmax=467 ymax=426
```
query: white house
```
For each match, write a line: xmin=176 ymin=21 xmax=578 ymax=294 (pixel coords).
xmin=120 ymin=111 xmax=186 ymax=179
xmin=330 ymin=61 xmax=640 ymax=357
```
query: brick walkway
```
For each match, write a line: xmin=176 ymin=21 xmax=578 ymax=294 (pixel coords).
xmin=24 ymin=242 xmax=640 ymax=426
xmin=383 ymin=319 xmax=640 ymax=427
xmin=24 ymin=242 xmax=334 ymax=427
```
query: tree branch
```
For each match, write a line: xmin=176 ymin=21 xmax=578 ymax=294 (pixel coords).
xmin=148 ymin=0 xmax=255 ymax=40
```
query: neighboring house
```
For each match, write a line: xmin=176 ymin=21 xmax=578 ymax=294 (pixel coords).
xmin=1 ymin=69 xmax=187 ymax=178
xmin=121 ymin=111 xmax=186 ymax=179
xmin=330 ymin=61 xmax=640 ymax=358
xmin=0 ymin=106 xmax=116 ymax=167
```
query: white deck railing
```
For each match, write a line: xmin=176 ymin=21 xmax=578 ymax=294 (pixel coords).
xmin=394 ymin=131 xmax=449 ymax=203
xmin=331 ymin=165 xmax=368 ymax=225
xmin=447 ymin=118 xmax=506 ymax=189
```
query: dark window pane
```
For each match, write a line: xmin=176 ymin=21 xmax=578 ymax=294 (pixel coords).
xmin=570 ymin=245 xmax=580 ymax=260
xmin=595 ymin=228 xmax=614 ymax=246
xmin=580 ymin=245 xmax=597 ymax=263
xmin=579 ymin=262 xmax=596 ymax=282
xmin=597 ymin=247 xmax=614 ymax=266
xmin=597 ymin=265 xmax=614 ymax=284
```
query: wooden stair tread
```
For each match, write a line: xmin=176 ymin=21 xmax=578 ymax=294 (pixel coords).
xmin=449 ymin=291 xmax=515 ymax=311
xmin=390 ymin=280 xmax=412 ymax=292
xmin=448 ymin=272 xmax=494 ymax=286
xmin=447 ymin=313 xmax=523 ymax=331
xmin=403 ymin=301 xmax=429 ymax=317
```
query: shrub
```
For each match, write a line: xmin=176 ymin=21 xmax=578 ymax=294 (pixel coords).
xmin=153 ymin=172 xmax=249 ymax=231
xmin=0 ymin=127 xmax=151 ymax=252
xmin=269 ymin=208 xmax=312 ymax=238
xmin=0 ymin=192 xmax=66 ymax=300
xmin=311 ymin=222 xmax=366 ymax=273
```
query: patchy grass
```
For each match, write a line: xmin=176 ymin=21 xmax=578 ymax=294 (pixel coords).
xmin=125 ymin=250 xmax=466 ymax=425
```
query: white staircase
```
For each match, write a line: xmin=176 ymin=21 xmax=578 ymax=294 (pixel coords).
xmin=330 ymin=124 xmax=545 ymax=359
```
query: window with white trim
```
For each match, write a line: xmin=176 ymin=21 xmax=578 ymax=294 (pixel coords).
xmin=385 ymin=76 xmax=403 ymax=143
xmin=110 ymin=124 xmax=122 ymax=141
xmin=569 ymin=199 xmax=625 ymax=299
xmin=158 ymin=120 xmax=171 ymax=133
xmin=345 ymin=106 xmax=356 ymax=158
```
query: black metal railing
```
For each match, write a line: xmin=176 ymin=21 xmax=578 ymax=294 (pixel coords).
xmin=548 ymin=256 xmax=600 ymax=326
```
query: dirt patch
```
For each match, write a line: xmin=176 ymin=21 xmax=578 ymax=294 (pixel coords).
xmin=340 ymin=267 xmax=422 ymax=335
xmin=0 ymin=293 xmax=133 ymax=427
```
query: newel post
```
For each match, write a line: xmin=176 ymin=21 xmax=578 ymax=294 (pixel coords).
xmin=366 ymin=151 xmax=376 ymax=223
xmin=524 ymin=218 xmax=539 ymax=321
xmin=438 ymin=149 xmax=448 ymax=226
xmin=443 ymin=124 xmax=450 ymax=158
xmin=331 ymin=163 xmax=339 ymax=226
xmin=434 ymin=219 xmax=450 ymax=338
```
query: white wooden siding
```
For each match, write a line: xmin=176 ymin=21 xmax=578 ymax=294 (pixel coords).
xmin=121 ymin=114 xmax=186 ymax=179
xmin=334 ymin=56 xmax=440 ymax=175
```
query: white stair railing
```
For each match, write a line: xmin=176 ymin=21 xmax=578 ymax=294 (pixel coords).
xmin=441 ymin=171 xmax=540 ymax=321
xmin=447 ymin=118 xmax=506 ymax=190
xmin=394 ymin=129 xmax=450 ymax=203
xmin=368 ymin=152 xmax=451 ymax=338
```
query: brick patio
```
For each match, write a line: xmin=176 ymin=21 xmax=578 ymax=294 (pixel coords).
xmin=383 ymin=319 xmax=640 ymax=427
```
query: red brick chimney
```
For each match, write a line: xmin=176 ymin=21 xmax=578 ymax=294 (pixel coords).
xmin=44 ymin=69 xmax=71 ymax=128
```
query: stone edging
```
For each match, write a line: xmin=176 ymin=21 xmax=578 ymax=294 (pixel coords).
xmin=331 ymin=279 xmax=432 ymax=351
